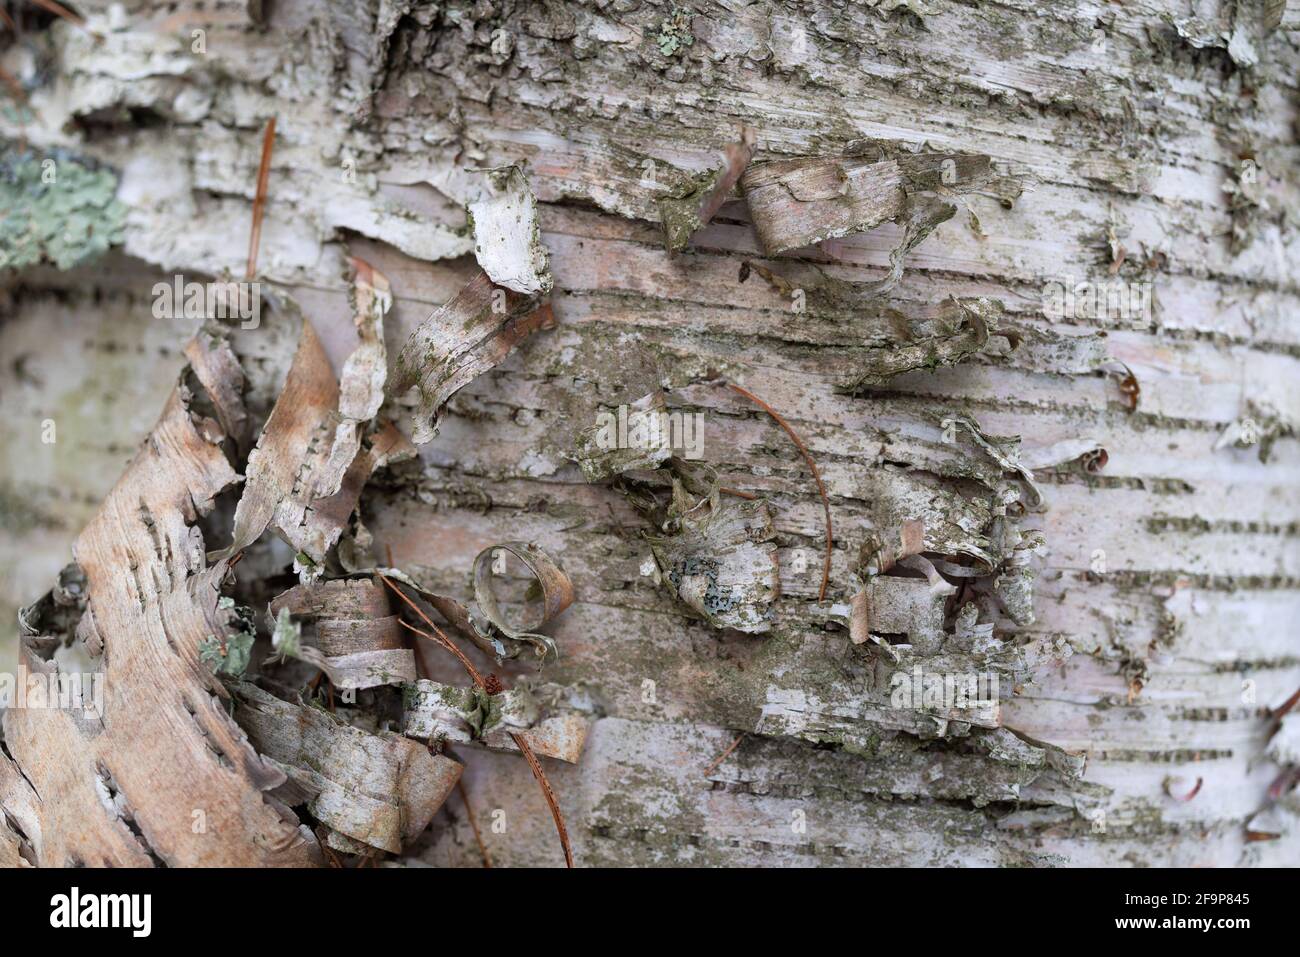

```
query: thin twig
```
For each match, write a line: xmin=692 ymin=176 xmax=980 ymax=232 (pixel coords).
xmin=382 ymin=574 xmax=575 ymax=867
xmin=1271 ymin=685 xmax=1300 ymax=722
xmin=28 ymin=0 xmax=93 ymax=34
xmin=1267 ymin=685 xmax=1300 ymax=739
xmin=703 ymin=732 xmax=745 ymax=778
xmin=245 ymin=116 xmax=276 ymax=280
xmin=726 ymin=382 xmax=833 ymax=600
xmin=457 ymin=778 xmax=492 ymax=868
xmin=719 ymin=486 xmax=758 ymax=500
xmin=396 ymin=618 xmax=483 ymax=684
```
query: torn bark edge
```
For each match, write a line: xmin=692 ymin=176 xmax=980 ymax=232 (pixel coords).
xmin=658 ymin=125 xmax=756 ymax=253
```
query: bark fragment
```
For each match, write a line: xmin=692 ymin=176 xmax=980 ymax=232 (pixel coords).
xmin=267 ymin=578 xmax=415 ymax=691
xmin=657 ymin=126 xmax=756 ymax=253
xmin=468 ymin=165 xmax=552 ymax=294
xmin=402 ymin=679 xmax=589 ymax=764
xmin=232 ymin=683 xmax=461 ymax=855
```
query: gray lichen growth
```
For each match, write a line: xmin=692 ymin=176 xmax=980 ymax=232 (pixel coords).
xmin=656 ymin=7 xmax=695 ymax=56
xmin=0 ymin=150 xmax=126 ymax=271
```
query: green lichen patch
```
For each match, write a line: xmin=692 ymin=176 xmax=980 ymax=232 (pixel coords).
xmin=0 ymin=149 xmax=126 ymax=271
xmin=199 ymin=631 xmax=255 ymax=677
xmin=656 ymin=7 xmax=695 ymax=57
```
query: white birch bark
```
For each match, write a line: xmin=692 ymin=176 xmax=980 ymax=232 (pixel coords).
xmin=0 ymin=0 xmax=1297 ymax=866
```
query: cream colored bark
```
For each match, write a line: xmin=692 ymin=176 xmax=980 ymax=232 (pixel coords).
xmin=0 ymin=0 xmax=1297 ymax=866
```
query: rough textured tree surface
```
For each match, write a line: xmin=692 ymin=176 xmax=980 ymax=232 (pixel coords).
xmin=0 ymin=0 xmax=1298 ymax=867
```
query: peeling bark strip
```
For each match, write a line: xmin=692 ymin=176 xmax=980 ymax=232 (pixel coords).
xmin=220 ymin=267 xmax=410 ymax=572
xmin=218 ymin=316 xmax=339 ymax=565
xmin=740 ymin=146 xmax=1008 ymax=257
xmin=469 ymin=165 xmax=552 ymax=294
xmin=392 ymin=271 xmax=552 ymax=445
xmin=837 ymin=296 xmax=995 ymax=392
xmin=3 ymin=377 xmax=319 ymax=867
xmin=183 ymin=330 xmax=249 ymax=450
xmin=363 ymin=546 xmax=575 ymax=663
xmin=268 ymin=578 xmax=415 ymax=691
xmin=574 ymin=390 xmax=674 ymax=481
xmin=650 ymin=498 xmax=780 ymax=633
xmin=402 ymin=678 xmax=589 ymax=764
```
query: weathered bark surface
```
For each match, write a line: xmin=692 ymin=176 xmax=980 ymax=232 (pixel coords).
xmin=1 ymin=0 xmax=1298 ymax=866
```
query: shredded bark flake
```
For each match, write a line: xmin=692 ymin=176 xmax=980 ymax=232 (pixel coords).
xmin=837 ymin=296 xmax=996 ymax=393
xmin=233 ymin=683 xmax=461 ymax=855
xmin=365 ymin=544 xmax=574 ymax=663
xmin=1019 ymin=437 xmax=1108 ymax=473
xmin=402 ymin=678 xmax=588 ymax=763
xmin=1104 ymin=360 xmax=1141 ymax=412
xmin=849 ymin=519 xmax=927 ymax=656
xmin=740 ymin=145 xmax=1011 ymax=263
xmin=267 ymin=578 xmax=416 ymax=691
xmin=184 ymin=329 xmax=250 ymax=451
xmin=574 ymin=390 xmax=675 ymax=480
xmin=945 ymin=415 xmax=1046 ymax=509
xmin=217 ymin=299 xmax=412 ymax=573
xmin=648 ymin=496 xmax=780 ymax=633
xmin=472 ymin=542 xmax=575 ymax=662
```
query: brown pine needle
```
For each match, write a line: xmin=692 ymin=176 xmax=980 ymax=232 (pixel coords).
xmin=704 ymin=732 xmax=745 ymax=778
xmin=1271 ymin=685 xmax=1300 ymax=722
xmin=382 ymin=574 xmax=575 ymax=868
xmin=1267 ymin=685 xmax=1300 ymax=739
xmin=719 ymin=486 xmax=758 ymax=500
xmin=245 ymin=116 xmax=276 ymax=280
xmin=397 ymin=618 xmax=483 ymax=685
xmin=457 ymin=778 xmax=493 ymax=868
xmin=727 ymin=381 xmax=833 ymax=600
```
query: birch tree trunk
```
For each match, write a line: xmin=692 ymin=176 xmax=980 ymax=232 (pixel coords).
xmin=0 ymin=0 xmax=1297 ymax=867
